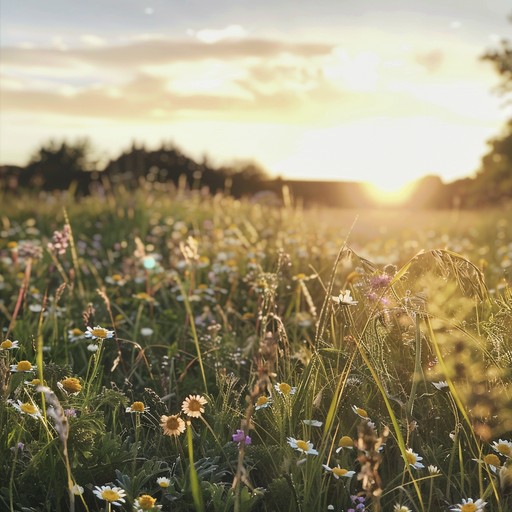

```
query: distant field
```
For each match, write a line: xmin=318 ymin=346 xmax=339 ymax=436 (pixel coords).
xmin=1 ymin=185 xmax=511 ymax=512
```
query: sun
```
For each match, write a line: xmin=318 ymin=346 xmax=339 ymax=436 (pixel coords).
xmin=362 ymin=178 xmax=416 ymax=206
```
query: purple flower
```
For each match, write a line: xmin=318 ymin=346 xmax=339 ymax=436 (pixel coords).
xmin=232 ymin=429 xmax=252 ymax=446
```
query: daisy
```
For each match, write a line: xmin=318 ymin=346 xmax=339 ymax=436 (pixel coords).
xmin=160 ymin=414 xmax=186 ymax=437
xmin=393 ymin=505 xmax=411 ymax=512
xmin=1 ymin=339 xmax=19 ymax=350
xmin=336 ymin=435 xmax=355 ymax=453
xmin=93 ymin=485 xmax=126 ymax=507
xmin=85 ymin=325 xmax=114 ymax=340
xmin=491 ymin=439 xmax=512 ymax=457
xmin=10 ymin=360 xmax=37 ymax=373
xmin=322 ymin=464 xmax=355 ymax=479
xmin=428 ymin=465 xmax=441 ymax=475
xmin=351 ymin=405 xmax=370 ymax=419
xmin=57 ymin=377 xmax=82 ymax=395
xmin=274 ymin=382 xmax=297 ymax=396
xmin=24 ymin=378 xmax=44 ymax=387
xmin=67 ymin=328 xmax=85 ymax=342
xmin=8 ymin=399 xmax=42 ymax=419
xmin=156 ymin=476 xmax=171 ymax=488
xmin=450 ymin=497 xmax=487 ymax=512
xmin=332 ymin=290 xmax=358 ymax=306
xmin=255 ymin=395 xmax=272 ymax=410
xmin=287 ymin=437 xmax=318 ymax=456
xmin=432 ymin=381 xmax=449 ymax=390
xmin=405 ymin=448 xmax=425 ymax=469
xmin=133 ymin=494 xmax=162 ymax=511
xmin=126 ymin=401 xmax=149 ymax=414
xmin=472 ymin=454 xmax=501 ymax=473
xmin=181 ymin=394 xmax=207 ymax=418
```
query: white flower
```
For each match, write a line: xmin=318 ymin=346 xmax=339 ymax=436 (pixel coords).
xmin=432 ymin=381 xmax=449 ymax=390
xmin=351 ymin=404 xmax=370 ymax=419
xmin=10 ymin=360 xmax=37 ymax=373
xmin=85 ymin=325 xmax=114 ymax=340
xmin=92 ymin=485 xmax=126 ymax=507
xmin=322 ymin=464 xmax=355 ymax=479
xmin=8 ymin=399 xmax=42 ymax=419
xmin=491 ymin=439 xmax=512 ymax=458
xmin=0 ymin=339 xmax=19 ymax=350
xmin=428 ymin=465 xmax=440 ymax=475
xmin=393 ymin=505 xmax=412 ymax=512
xmin=274 ymin=382 xmax=297 ymax=396
xmin=332 ymin=290 xmax=358 ymax=306
xmin=450 ymin=497 xmax=487 ymax=512
xmin=156 ymin=476 xmax=171 ymax=488
xmin=254 ymin=395 xmax=272 ymax=410
xmin=302 ymin=419 xmax=323 ymax=427
xmin=140 ymin=327 xmax=154 ymax=336
xmin=405 ymin=448 xmax=425 ymax=469
xmin=287 ymin=437 xmax=318 ymax=456
xmin=87 ymin=343 xmax=99 ymax=352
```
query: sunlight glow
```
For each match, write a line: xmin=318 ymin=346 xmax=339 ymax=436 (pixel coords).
xmin=362 ymin=180 xmax=417 ymax=206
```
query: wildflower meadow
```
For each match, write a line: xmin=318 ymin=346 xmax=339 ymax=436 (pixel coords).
xmin=1 ymin=182 xmax=511 ymax=512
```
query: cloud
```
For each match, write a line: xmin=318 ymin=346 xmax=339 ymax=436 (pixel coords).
xmin=188 ymin=25 xmax=248 ymax=44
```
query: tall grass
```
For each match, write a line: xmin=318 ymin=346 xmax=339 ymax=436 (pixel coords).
xmin=0 ymin=182 xmax=511 ymax=511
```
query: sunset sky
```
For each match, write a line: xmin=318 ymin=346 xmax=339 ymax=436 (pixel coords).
xmin=1 ymin=0 xmax=511 ymax=189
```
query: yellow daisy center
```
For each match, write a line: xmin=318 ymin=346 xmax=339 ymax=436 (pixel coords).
xmin=158 ymin=479 xmax=170 ymax=488
xmin=112 ymin=274 xmax=122 ymax=281
xmin=101 ymin=489 xmax=121 ymax=502
xmin=28 ymin=379 xmax=41 ymax=386
xmin=137 ymin=495 xmax=157 ymax=509
xmin=295 ymin=440 xmax=310 ymax=452
xmin=21 ymin=403 xmax=37 ymax=415
xmin=483 ymin=453 xmax=501 ymax=466
xmin=91 ymin=328 xmax=108 ymax=338
xmin=256 ymin=396 xmax=268 ymax=406
xmin=135 ymin=292 xmax=152 ymax=301
xmin=61 ymin=378 xmax=82 ymax=393
xmin=460 ymin=504 xmax=477 ymax=512
xmin=130 ymin=401 xmax=145 ymax=413
xmin=1 ymin=340 xmax=13 ymax=349
xmin=496 ymin=443 xmax=511 ymax=456
xmin=71 ymin=328 xmax=83 ymax=336
xmin=278 ymin=383 xmax=292 ymax=395
xmin=17 ymin=361 xmax=33 ymax=371
xmin=338 ymin=436 xmax=354 ymax=447
xmin=406 ymin=451 xmax=417 ymax=465
xmin=332 ymin=467 xmax=349 ymax=477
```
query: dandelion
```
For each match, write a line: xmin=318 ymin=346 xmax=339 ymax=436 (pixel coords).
xmin=405 ymin=448 xmax=425 ymax=469
xmin=8 ymin=399 xmax=42 ymax=419
xmin=274 ymin=382 xmax=297 ymax=396
xmin=332 ymin=290 xmax=358 ymax=306
xmin=93 ymin=485 xmax=126 ymax=507
xmin=134 ymin=494 xmax=162 ymax=511
xmin=85 ymin=325 xmax=114 ymax=340
xmin=450 ymin=497 xmax=487 ymax=512
xmin=156 ymin=476 xmax=171 ymax=488
xmin=160 ymin=414 xmax=186 ymax=437
xmin=491 ymin=439 xmax=512 ymax=457
xmin=336 ymin=435 xmax=354 ymax=453
xmin=10 ymin=360 xmax=36 ymax=373
xmin=287 ymin=437 xmax=318 ymax=456
xmin=322 ymin=464 xmax=355 ymax=479
xmin=351 ymin=405 xmax=369 ymax=419
xmin=71 ymin=484 xmax=84 ymax=495
xmin=57 ymin=377 xmax=82 ymax=395
xmin=126 ymin=401 xmax=148 ymax=414
xmin=181 ymin=394 xmax=207 ymax=418
xmin=255 ymin=395 xmax=272 ymax=410
xmin=302 ymin=419 xmax=323 ymax=427
xmin=232 ymin=429 xmax=252 ymax=446
xmin=1 ymin=339 xmax=19 ymax=350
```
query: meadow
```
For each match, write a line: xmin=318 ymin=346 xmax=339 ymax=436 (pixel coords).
xmin=1 ymin=181 xmax=511 ymax=512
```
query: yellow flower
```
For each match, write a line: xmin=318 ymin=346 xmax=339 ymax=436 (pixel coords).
xmin=134 ymin=494 xmax=161 ymax=511
xmin=181 ymin=395 xmax=207 ymax=418
xmin=58 ymin=377 xmax=82 ymax=394
xmin=160 ymin=414 xmax=186 ymax=437
xmin=336 ymin=435 xmax=354 ymax=452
